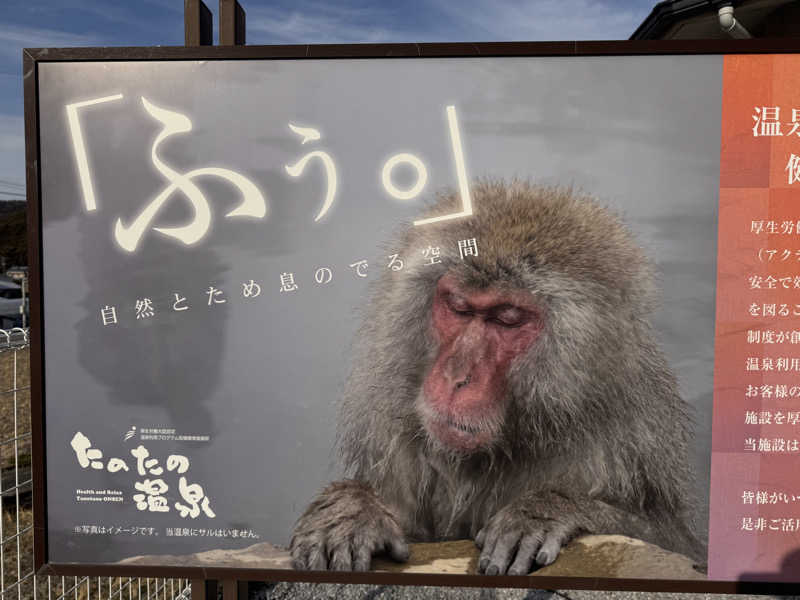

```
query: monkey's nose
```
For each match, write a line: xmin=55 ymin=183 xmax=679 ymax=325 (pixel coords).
xmin=455 ymin=374 xmax=471 ymax=390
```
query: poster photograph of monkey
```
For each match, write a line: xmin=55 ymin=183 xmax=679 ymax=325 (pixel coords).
xmin=27 ymin=44 xmax=800 ymax=590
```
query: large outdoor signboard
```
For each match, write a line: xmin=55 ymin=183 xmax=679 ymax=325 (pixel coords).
xmin=23 ymin=41 xmax=800 ymax=593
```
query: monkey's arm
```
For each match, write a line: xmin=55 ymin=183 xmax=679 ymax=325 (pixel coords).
xmin=475 ymin=491 xmax=665 ymax=576
xmin=290 ymin=479 xmax=409 ymax=571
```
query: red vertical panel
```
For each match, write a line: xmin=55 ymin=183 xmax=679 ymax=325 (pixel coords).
xmin=719 ymin=55 xmax=772 ymax=188
xmin=710 ymin=54 xmax=800 ymax=582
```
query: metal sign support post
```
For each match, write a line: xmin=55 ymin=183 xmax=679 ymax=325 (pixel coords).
xmin=184 ymin=0 xmax=213 ymax=46
xmin=219 ymin=0 xmax=246 ymax=46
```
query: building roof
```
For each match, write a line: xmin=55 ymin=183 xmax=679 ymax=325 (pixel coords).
xmin=631 ymin=0 xmax=797 ymax=40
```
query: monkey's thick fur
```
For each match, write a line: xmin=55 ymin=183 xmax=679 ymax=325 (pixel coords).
xmin=290 ymin=180 xmax=705 ymax=575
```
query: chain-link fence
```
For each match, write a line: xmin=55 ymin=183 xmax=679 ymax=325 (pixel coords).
xmin=0 ymin=329 xmax=191 ymax=600
xmin=6 ymin=326 xmax=796 ymax=600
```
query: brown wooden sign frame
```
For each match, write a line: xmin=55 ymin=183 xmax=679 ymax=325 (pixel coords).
xmin=23 ymin=38 xmax=800 ymax=595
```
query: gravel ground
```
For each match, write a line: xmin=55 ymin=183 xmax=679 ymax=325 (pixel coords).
xmin=246 ymin=583 xmax=800 ymax=600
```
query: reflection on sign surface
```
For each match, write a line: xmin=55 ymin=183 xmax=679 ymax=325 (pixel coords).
xmin=67 ymin=96 xmax=475 ymax=253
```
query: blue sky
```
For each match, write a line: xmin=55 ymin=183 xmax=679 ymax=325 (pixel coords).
xmin=0 ymin=0 xmax=657 ymax=200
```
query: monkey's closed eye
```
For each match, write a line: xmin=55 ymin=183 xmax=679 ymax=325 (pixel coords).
xmin=491 ymin=306 xmax=526 ymax=327
xmin=446 ymin=294 xmax=473 ymax=315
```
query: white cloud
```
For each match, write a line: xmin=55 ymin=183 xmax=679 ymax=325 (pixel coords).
xmin=0 ymin=24 xmax=97 ymax=47
xmin=0 ymin=24 xmax=100 ymax=58
xmin=246 ymin=0 xmax=650 ymax=44
xmin=431 ymin=0 xmax=649 ymax=41
xmin=245 ymin=3 xmax=409 ymax=44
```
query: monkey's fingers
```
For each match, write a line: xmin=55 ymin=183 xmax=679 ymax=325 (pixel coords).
xmin=289 ymin=553 xmax=308 ymax=570
xmin=477 ymin=522 xmax=504 ymax=573
xmin=352 ymin=531 xmax=395 ymax=571
xmin=385 ymin=536 xmax=410 ymax=563
xmin=507 ymin=532 xmax=545 ymax=575
xmin=328 ymin=540 xmax=354 ymax=571
xmin=477 ymin=523 xmax=503 ymax=572
xmin=484 ymin=530 xmax=524 ymax=575
xmin=290 ymin=534 xmax=327 ymax=570
xmin=307 ymin=545 xmax=329 ymax=571
xmin=535 ymin=522 xmax=570 ymax=566
xmin=475 ymin=528 xmax=486 ymax=549
xmin=352 ymin=544 xmax=373 ymax=572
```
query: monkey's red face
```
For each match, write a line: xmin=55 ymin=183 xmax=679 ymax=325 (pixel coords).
xmin=420 ymin=274 xmax=542 ymax=453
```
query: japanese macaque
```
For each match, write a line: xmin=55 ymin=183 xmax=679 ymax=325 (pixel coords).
xmin=290 ymin=180 xmax=704 ymax=575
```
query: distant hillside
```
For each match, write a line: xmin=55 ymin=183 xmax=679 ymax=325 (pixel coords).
xmin=0 ymin=201 xmax=24 ymax=216
xmin=0 ymin=202 xmax=26 ymax=266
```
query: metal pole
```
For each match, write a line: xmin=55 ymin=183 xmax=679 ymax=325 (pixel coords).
xmin=20 ymin=275 xmax=26 ymax=329
xmin=185 ymin=0 xmax=213 ymax=46
xmin=219 ymin=0 xmax=246 ymax=46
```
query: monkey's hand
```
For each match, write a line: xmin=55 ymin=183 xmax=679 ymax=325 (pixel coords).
xmin=476 ymin=491 xmax=590 ymax=575
xmin=290 ymin=480 xmax=410 ymax=571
